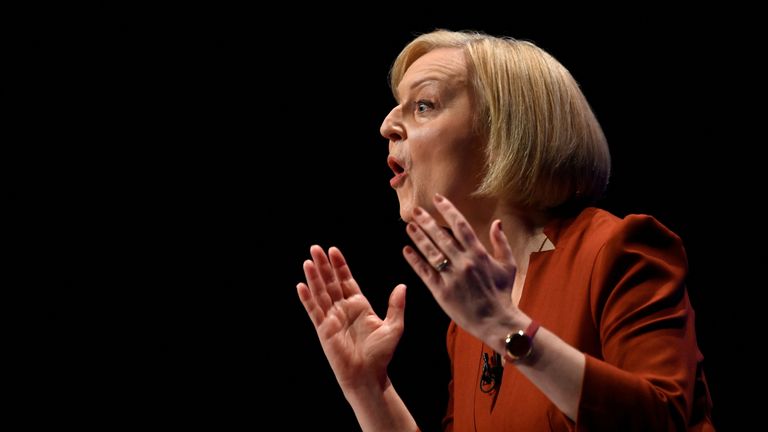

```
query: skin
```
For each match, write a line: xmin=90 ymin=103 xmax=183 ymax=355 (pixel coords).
xmin=381 ymin=47 xmax=487 ymax=227
xmin=297 ymin=48 xmax=585 ymax=431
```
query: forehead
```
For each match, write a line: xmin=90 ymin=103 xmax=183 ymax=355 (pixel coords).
xmin=396 ymin=48 xmax=467 ymax=100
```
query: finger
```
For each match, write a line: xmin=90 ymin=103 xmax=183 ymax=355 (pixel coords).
xmin=303 ymin=259 xmax=332 ymax=312
xmin=410 ymin=207 xmax=463 ymax=259
xmin=297 ymin=282 xmax=324 ymax=327
xmin=403 ymin=245 xmax=442 ymax=287
xmin=433 ymin=193 xmax=485 ymax=253
xmin=490 ymin=219 xmax=515 ymax=267
xmin=328 ymin=246 xmax=362 ymax=298
xmin=310 ymin=245 xmax=343 ymax=302
xmin=385 ymin=284 xmax=407 ymax=331
xmin=406 ymin=222 xmax=450 ymax=270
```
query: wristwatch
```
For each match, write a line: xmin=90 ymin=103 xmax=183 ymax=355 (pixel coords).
xmin=504 ymin=320 xmax=541 ymax=362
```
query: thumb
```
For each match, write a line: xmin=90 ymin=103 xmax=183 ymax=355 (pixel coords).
xmin=490 ymin=220 xmax=515 ymax=265
xmin=385 ymin=284 xmax=407 ymax=327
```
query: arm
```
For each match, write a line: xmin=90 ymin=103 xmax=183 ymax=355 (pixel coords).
xmin=297 ymin=245 xmax=418 ymax=432
xmin=441 ymin=322 xmax=457 ymax=432
xmin=405 ymin=196 xmax=705 ymax=429
xmin=574 ymin=215 xmax=704 ymax=430
xmin=488 ymin=320 xmax=586 ymax=420
xmin=403 ymin=195 xmax=584 ymax=420
xmin=344 ymin=376 xmax=418 ymax=432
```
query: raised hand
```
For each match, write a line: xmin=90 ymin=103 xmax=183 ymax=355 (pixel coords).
xmin=402 ymin=194 xmax=520 ymax=341
xmin=297 ymin=245 xmax=407 ymax=390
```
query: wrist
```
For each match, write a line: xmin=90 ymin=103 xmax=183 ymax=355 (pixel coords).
xmin=341 ymin=373 xmax=391 ymax=401
xmin=482 ymin=313 xmax=532 ymax=354
xmin=503 ymin=319 xmax=540 ymax=363
xmin=343 ymin=376 xmax=418 ymax=432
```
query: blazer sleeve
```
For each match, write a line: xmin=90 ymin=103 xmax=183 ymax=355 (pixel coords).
xmin=576 ymin=215 xmax=704 ymax=431
xmin=442 ymin=321 xmax=457 ymax=432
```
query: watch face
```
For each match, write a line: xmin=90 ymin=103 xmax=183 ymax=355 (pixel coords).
xmin=506 ymin=331 xmax=532 ymax=358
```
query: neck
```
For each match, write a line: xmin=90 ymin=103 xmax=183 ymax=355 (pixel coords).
xmin=464 ymin=198 xmax=551 ymax=276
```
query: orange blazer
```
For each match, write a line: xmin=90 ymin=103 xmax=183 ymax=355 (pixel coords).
xmin=442 ymin=208 xmax=714 ymax=431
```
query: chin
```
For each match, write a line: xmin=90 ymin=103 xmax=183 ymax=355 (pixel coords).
xmin=399 ymin=206 xmax=413 ymax=223
xmin=395 ymin=193 xmax=413 ymax=222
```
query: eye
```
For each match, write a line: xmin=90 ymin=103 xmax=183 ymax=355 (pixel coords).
xmin=415 ymin=100 xmax=434 ymax=114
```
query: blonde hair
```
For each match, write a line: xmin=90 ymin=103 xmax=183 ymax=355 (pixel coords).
xmin=390 ymin=30 xmax=611 ymax=212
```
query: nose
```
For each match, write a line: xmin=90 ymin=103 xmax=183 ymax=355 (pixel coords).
xmin=380 ymin=105 xmax=405 ymax=145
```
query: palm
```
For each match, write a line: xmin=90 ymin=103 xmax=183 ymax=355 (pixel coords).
xmin=298 ymin=246 xmax=406 ymax=387
xmin=316 ymin=294 xmax=400 ymax=384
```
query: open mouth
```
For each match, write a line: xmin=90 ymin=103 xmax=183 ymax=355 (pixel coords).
xmin=387 ymin=155 xmax=407 ymax=188
xmin=388 ymin=156 xmax=405 ymax=175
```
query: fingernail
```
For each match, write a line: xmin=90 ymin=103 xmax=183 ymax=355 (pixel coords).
xmin=413 ymin=207 xmax=423 ymax=216
xmin=434 ymin=193 xmax=444 ymax=202
xmin=407 ymin=223 xmax=417 ymax=233
xmin=497 ymin=220 xmax=503 ymax=231
xmin=404 ymin=246 xmax=414 ymax=255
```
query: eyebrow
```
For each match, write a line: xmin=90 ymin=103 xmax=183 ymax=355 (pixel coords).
xmin=396 ymin=77 xmax=442 ymax=103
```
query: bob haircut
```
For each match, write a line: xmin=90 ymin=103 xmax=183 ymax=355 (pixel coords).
xmin=390 ymin=30 xmax=611 ymax=212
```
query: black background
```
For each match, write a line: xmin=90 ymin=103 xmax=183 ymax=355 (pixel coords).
xmin=12 ymin=6 xmax=758 ymax=430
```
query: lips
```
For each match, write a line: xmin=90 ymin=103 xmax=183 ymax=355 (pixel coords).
xmin=387 ymin=155 xmax=407 ymax=188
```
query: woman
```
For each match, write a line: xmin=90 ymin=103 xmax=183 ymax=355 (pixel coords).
xmin=297 ymin=30 xmax=713 ymax=431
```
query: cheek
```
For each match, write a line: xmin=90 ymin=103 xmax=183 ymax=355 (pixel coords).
xmin=407 ymin=134 xmax=443 ymax=178
xmin=407 ymin=123 xmax=480 ymax=187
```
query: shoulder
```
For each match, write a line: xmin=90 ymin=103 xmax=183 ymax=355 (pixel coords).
xmin=542 ymin=209 xmax=692 ymax=337
xmin=567 ymin=209 xmax=689 ymax=308
xmin=553 ymin=207 xmax=683 ymax=257
xmin=545 ymin=208 xmax=688 ymax=289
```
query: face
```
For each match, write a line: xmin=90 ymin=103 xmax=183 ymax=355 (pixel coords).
xmin=381 ymin=48 xmax=486 ymax=224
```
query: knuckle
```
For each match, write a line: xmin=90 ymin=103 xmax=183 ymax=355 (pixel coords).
xmin=456 ymin=220 xmax=470 ymax=232
xmin=461 ymin=262 xmax=478 ymax=277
